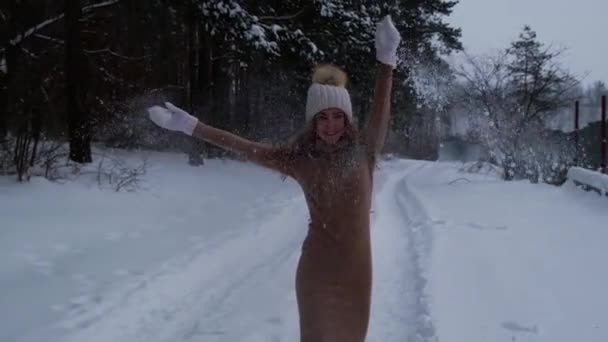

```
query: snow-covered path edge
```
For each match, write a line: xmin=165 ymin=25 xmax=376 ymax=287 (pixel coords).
xmin=398 ymin=160 xmax=608 ymax=342
xmin=368 ymin=161 xmax=437 ymax=342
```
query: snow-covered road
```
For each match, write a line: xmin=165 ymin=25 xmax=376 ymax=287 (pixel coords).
xmin=2 ymin=153 xmax=607 ymax=342
xmin=60 ymin=159 xmax=429 ymax=342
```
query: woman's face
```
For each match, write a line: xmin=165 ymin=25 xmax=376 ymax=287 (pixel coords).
xmin=315 ymin=108 xmax=347 ymax=145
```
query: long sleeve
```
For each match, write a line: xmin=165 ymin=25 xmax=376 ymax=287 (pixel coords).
xmin=365 ymin=64 xmax=394 ymax=157
xmin=192 ymin=123 xmax=295 ymax=177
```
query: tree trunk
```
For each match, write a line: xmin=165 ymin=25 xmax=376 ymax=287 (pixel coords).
xmin=213 ymin=64 xmax=231 ymax=130
xmin=14 ymin=127 xmax=31 ymax=182
xmin=233 ymin=64 xmax=251 ymax=136
xmin=0 ymin=86 xmax=6 ymax=142
xmin=125 ymin=0 xmax=142 ymax=88
xmin=1 ymin=0 xmax=18 ymax=143
xmin=199 ymin=30 xmax=213 ymax=117
xmin=205 ymin=60 xmax=230 ymax=158
xmin=157 ymin=0 xmax=173 ymax=87
xmin=65 ymin=0 xmax=92 ymax=163
xmin=29 ymin=106 xmax=42 ymax=167
xmin=187 ymin=2 xmax=204 ymax=166
xmin=249 ymin=59 xmax=264 ymax=136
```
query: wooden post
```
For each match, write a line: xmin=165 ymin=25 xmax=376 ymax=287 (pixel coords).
xmin=601 ymin=95 xmax=607 ymax=173
xmin=575 ymin=101 xmax=580 ymax=165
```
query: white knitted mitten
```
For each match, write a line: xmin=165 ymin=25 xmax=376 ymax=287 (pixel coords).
xmin=375 ymin=15 xmax=402 ymax=68
xmin=148 ymin=102 xmax=199 ymax=135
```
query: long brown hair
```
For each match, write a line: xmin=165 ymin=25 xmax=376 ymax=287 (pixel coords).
xmin=274 ymin=116 xmax=366 ymax=180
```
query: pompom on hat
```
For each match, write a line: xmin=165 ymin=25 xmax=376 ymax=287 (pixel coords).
xmin=305 ymin=65 xmax=353 ymax=123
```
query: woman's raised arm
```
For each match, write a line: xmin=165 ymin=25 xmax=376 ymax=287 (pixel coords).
xmin=365 ymin=64 xmax=394 ymax=156
xmin=192 ymin=122 xmax=293 ymax=176
xmin=148 ymin=103 xmax=294 ymax=177
xmin=365 ymin=15 xmax=402 ymax=157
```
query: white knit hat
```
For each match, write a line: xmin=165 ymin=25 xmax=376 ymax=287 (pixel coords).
xmin=305 ymin=65 xmax=353 ymax=123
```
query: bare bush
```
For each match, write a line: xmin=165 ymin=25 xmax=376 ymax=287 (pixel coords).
xmin=31 ymin=140 xmax=70 ymax=180
xmin=2 ymin=135 xmax=147 ymax=191
xmin=458 ymin=161 xmax=504 ymax=178
xmin=453 ymin=26 xmax=579 ymax=183
xmin=0 ymin=136 xmax=15 ymax=175
xmin=91 ymin=151 xmax=147 ymax=192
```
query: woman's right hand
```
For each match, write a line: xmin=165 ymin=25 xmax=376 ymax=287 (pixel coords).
xmin=148 ymin=102 xmax=199 ymax=135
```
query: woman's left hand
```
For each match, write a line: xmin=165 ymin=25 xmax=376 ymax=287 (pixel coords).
xmin=375 ymin=15 xmax=402 ymax=68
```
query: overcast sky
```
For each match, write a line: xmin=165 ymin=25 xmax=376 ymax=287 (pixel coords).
xmin=447 ymin=0 xmax=606 ymax=85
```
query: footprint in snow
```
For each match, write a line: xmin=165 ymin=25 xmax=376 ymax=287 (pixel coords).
xmin=113 ymin=269 xmax=131 ymax=277
xmin=104 ymin=232 xmax=123 ymax=241
xmin=52 ymin=243 xmax=70 ymax=253
xmin=467 ymin=222 xmax=509 ymax=231
xmin=266 ymin=316 xmax=281 ymax=325
xmin=467 ymin=222 xmax=485 ymax=230
xmin=168 ymin=215 xmax=185 ymax=223
xmin=431 ymin=219 xmax=447 ymax=225
xmin=502 ymin=321 xmax=539 ymax=334
xmin=126 ymin=231 xmax=142 ymax=239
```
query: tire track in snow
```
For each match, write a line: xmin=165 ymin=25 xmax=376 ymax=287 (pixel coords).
xmin=174 ymin=202 xmax=306 ymax=342
xmin=61 ymin=160 xmax=437 ymax=342
xmin=368 ymin=161 xmax=437 ymax=342
xmin=62 ymin=196 xmax=308 ymax=342
xmin=396 ymin=173 xmax=438 ymax=342
xmin=160 ymin=195 xmax=308 ymax=342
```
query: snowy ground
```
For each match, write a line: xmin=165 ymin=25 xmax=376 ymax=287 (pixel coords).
xmin=1 ymin=151 xmax=607 ymax=342
xmin=404 ymin=161 xmax=608 ymax=342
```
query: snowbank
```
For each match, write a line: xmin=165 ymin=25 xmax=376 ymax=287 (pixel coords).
xmin=403 ymin=160 xmax=608 ymax=342
xmin=567 ymin=166 xmax=608 ymax=195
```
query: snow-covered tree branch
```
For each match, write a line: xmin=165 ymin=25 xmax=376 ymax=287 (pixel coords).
xmin=453 ymin=26 xmax=580 ymax=182
xmin=2 ymin=0 xmax=121 ymax=52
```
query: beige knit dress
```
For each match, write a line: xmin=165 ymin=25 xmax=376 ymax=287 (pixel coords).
xmin=193 ymin=65 xmax=393 ymax=341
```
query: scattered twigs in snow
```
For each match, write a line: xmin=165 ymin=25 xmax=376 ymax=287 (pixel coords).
xmin=458 ymin=161 xmax=503 ymax=177
xmin=448 ymin=177 xmax=471 ymax=185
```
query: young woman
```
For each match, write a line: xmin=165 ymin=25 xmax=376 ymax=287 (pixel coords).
xmin=148 ymin=16 xmax=401 ymax=342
